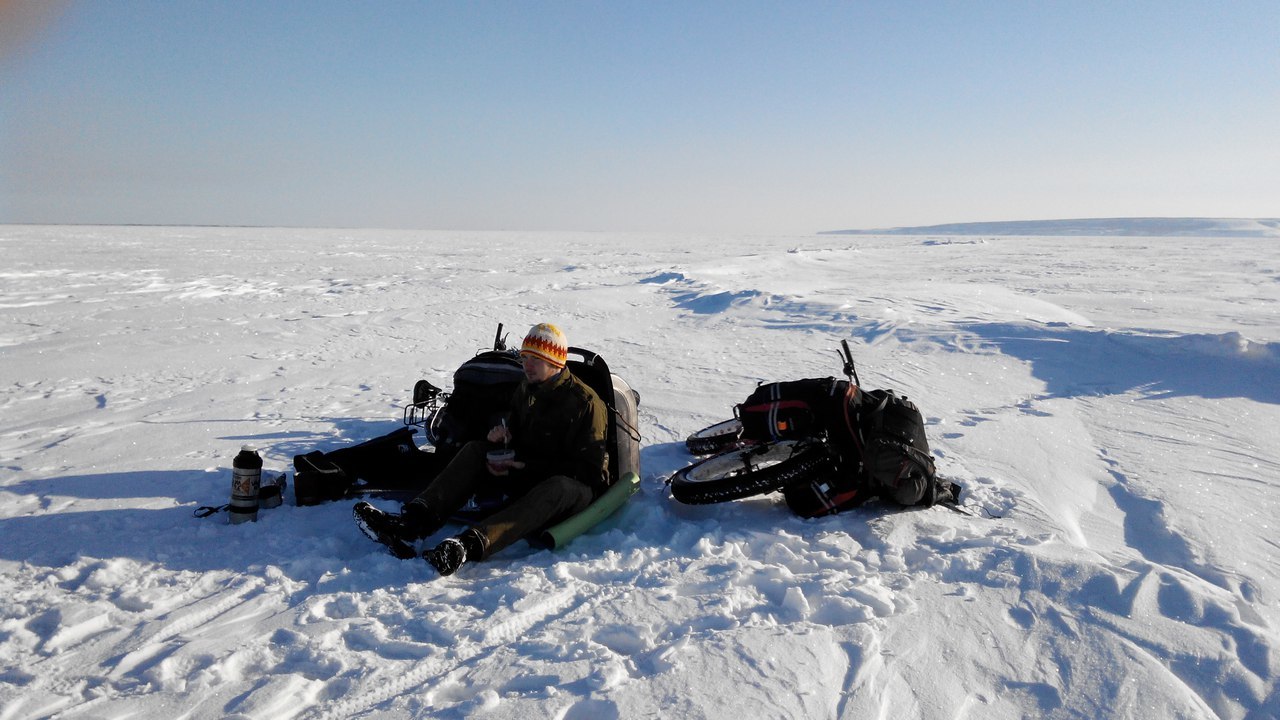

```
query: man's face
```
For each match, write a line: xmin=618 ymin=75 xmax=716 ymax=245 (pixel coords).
xmin=521 ymin=353 xmax=559 ymax=384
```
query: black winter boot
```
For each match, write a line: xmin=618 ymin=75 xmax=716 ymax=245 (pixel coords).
xmin=353 ymin=501 xmax=417 ymax=559
xmin=424 ymin=528 xmax=486 ymax=576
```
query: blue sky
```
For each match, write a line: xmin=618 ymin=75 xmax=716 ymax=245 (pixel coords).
xmin=2 ymin=1 xmax=1277 ymax=234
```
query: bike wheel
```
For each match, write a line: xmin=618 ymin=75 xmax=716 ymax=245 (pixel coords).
xmin=685 ymin=418 xmax=743 ymax=455
xmin=670 ymin=440 xmax=836 ymax=505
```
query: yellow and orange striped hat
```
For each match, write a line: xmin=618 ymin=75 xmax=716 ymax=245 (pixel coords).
xmin=520 ymin=323 xmax=568 ymax=368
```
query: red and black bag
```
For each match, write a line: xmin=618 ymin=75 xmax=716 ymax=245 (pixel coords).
xmin=736 ymin=377 xmax=856 ymax=445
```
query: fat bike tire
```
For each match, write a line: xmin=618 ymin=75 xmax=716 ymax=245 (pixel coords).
xmin=685 ymin=418 xmax=744 ymax=456
xmin=670 ymin=440 xmax=835 ymax=505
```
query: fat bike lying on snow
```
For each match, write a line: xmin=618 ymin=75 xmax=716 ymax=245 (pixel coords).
xmin=670 ymin=341 xmax=961 ymax=518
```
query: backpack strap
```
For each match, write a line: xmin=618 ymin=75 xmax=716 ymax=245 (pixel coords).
xmin=841 ymin=383 xmax=884 ymax=498
xmin=840 ymin=382 xmax=864 ymax=454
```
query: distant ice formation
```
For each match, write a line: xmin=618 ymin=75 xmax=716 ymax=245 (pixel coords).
xmin=825 ymin=217 xmax=1280 ymax=237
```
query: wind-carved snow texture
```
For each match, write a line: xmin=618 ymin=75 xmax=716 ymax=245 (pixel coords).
xmin=1 ymin=227 xmax=1278 ymax=718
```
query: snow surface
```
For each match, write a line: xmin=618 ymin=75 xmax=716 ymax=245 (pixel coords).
xmin=1 ymin=225 xmax=1278 ymax=719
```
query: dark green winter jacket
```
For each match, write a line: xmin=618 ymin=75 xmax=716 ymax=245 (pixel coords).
xmin=506 ymin=369 xmax=610 ymax=497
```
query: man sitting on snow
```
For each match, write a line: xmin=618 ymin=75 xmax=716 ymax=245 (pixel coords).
xmin=353 ymin=323 xmax=610 ymax=576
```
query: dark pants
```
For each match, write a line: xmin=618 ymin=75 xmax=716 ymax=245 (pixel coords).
xmin=405 ymin=441 xmax=593 ymax=558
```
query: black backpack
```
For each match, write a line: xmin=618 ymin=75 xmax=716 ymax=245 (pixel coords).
xmin=779 ymin=387 xmax=958 ymax=517
xmin=426 ymin=350 xmax=525 ymax=455
xmin=855 ymin=389 xmax=957 ymax=507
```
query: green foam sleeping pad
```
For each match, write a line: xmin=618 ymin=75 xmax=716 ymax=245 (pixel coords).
xmin=535 ymin=471 xmax=640 ymax=549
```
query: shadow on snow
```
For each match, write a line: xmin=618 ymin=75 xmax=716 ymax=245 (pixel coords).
xmin=956 ymin=323 xmax=1280 ymax=405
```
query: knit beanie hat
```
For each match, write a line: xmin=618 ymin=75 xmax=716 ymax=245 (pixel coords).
xmin=520 ymin=323 xmax=568 ymax=368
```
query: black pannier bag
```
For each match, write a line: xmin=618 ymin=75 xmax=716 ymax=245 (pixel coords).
xmin=294 ymin=427 xmax=443 ymax=506
xmin=781 ymin=470 xmax=865 ymax=518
